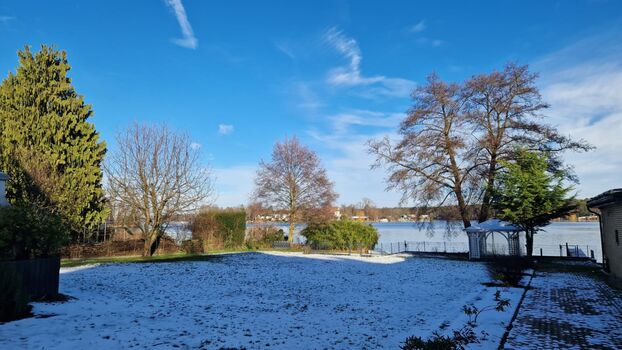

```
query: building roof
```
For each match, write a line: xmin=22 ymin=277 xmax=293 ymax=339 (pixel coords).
xmin=587 ymin=188 xmax=622 ymax=208
xmin=464 ymin=219 xmax=521 ymax=233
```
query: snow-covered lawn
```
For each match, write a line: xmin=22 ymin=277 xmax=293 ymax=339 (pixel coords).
xmin=0 ymin=252 xmax=523 ymax=349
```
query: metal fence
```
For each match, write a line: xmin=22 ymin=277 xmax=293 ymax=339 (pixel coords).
xmin=532 ymin=243 xmax=597 ymax=259
xmin=374 ymin=241 xmax=469 ymax=255
xmin=374 ymin=240 xmax=599 ymax=261
xmin=0 ymin=256 xmax=60 ymax=299
xmin=272 ymin=240 xmax=291 ymax=249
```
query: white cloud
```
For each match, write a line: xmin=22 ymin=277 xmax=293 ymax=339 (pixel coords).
xmin=164 ymin=0 xmax=198 ymax=49
xmin=293 ymin=81 xmax=324 ymax=112
xmin=328 ymin=110 xmax=404 ymax=134
xmin=535 ymin=38 xmax=622 ymax=198
xmin=213 ymin=165 xmax=256 ymax=207
xmin=190 ymin=142 xmax=201 ymax=150
xmin=409 ymin=20 xmax=426 ymax=33
xmin=307 ymin=130 xmax=404 ymax=207
xmin=323 ymin=27 xmax=416 ymax=97
xmin=305 ymin=108 xmax=408 ymax=207
xmin=218 ymin=124 xmax=234 ymax=135
xmin=0 ymin=16 xmax=15 ymax=24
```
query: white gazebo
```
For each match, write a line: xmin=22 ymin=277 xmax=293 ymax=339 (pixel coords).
xmin=464 ymin=219 xmax=522 ymax=259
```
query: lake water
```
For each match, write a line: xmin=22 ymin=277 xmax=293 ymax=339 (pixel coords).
xmin=263 ymin=221 xmax=603 ymax=262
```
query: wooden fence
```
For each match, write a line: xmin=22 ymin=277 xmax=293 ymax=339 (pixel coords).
xmin=0 ymin=256 xmax=60 ymax=299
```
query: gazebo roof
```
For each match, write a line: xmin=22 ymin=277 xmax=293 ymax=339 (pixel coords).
xmin=464 ymin=219 xmax=521 ymax=233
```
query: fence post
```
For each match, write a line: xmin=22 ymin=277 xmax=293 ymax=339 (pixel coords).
xmin=540 ymin=248 xmax=543 ymax=257
xmin=590 ymin=250 xmax=595 ymax=260
xmin=565 ymin=242 xmax=569 ymax=256
xmin=390 ymin=242 xmax=393 ymax=254
xmin=444 ymin=242 xmax=447 ymax=252
xmin=405 ymin=241 xmax=408 ymax=252
xmin=559 ymin=245 xmax=562 ymax=257
xmin=423 ymin=241 xmax=426 ymax=252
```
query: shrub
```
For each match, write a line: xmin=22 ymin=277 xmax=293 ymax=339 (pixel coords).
xmin=191 ymin=210 xmax=246 ymax=250
xmin=181 ymin=239 xmax=203 ymax=254
xmin=0 ymin=266 xmax=31 ymax=322
xmin=401 ymin=327 xmax=477 ymax=350
xmin=486 ymin=256 xmax=532 ymax=287
xmin=0 ymin=204 xmax=68 ymax=260
xmin=245 ymin=225 xmax=285 ymax=249
xmin=301 ymin=220 xmax=378 ymax=251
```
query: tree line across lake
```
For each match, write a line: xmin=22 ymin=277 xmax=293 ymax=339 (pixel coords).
xmin=0 ymin=44 xmax=591 ymax=261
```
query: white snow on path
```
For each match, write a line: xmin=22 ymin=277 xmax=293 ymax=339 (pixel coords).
xmin=0 ymin=252 xmax=522 ymax=349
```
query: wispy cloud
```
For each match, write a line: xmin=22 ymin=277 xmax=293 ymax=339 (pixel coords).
xmin=0 ymin=16 xmax=15 ymax=24
xmin=190 ymin=142 xmax=202 ymax=150
xmin=407 ymin=20 xmax=443 ymax=47
xmin=409 ymin=20 xmax=426 ymax=33
xmin=415 ymin=37 xmax=443 ymax=47
xmin=534 ymin=31 xmax=622 ymax=197
xmin=218 ymin=124 xmax=234 ymax=135
xmin=164 ymin=0 xmax=197 ymax=49
xmin=323 ymin=27 xmax=416 ymax=98
xmin=293 ymin=81 xmax=324 ymax=112
xmin=328 ymin=110 xmax=404 ymax=134
xmin=213 ymin=165 xmax=257 ymax=206
xmin=307 ymin=127 xmax=403 ymax=207
xmin=274 ymin=41 xmax=295 ymax=59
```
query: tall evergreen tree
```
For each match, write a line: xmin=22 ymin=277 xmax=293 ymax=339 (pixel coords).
xmin=493 ymin=149 xmax=575 ymax=256
xmin=0 ymin=45 xmax=107 ymax=239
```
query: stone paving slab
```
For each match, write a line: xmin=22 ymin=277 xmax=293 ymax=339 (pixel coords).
xmin=504 ymin=270 xmax=622 ymax=349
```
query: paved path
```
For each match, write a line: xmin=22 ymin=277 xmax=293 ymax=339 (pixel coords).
xmin=504 ymin=270 xmax=622 ymax=349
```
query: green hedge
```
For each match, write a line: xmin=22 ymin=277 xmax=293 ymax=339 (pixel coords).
xmin=0 ymin=204 xmax=68 ymax=260
xmin=301 ymin=220 xmax=379 ymax=251
xmin=191 ymin=210 xmax=246 ymax=249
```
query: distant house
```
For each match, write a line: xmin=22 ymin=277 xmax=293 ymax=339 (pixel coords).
xmin=587 ymin=189 xmax=622 ymax=281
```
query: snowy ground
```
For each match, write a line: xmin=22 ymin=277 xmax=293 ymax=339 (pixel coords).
xmin=0 ymin=252 xmax=523 ymax=349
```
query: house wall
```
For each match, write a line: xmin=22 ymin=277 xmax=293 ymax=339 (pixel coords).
xmin=602 ymin=203 xmax=622 ymax=280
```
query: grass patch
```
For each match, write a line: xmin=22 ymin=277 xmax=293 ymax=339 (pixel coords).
xmin=61 ymin=247 xmax=349 ymax=268
xmin=61 ymin=252 xmax=227 ymax=267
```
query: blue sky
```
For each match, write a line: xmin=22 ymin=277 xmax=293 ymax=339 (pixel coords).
xmin=1 ymin=0 xmax=621 ymax=207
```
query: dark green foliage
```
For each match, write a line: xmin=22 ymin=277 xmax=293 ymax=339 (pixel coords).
xmin=0 ymin=266 xmax=31 ymax=322
xmin=0 ymin=45 xmax=108 ymax=239
xmin=0 ymin=204 xmax=68 ymax=260
xmin=401 ymin=327 xmax=477 ymax=350
xmin=487 ymin=257 xmax=532 ymax=287
xmin=493 ymin=149 xmax=575 ymax=255
xmin=245 ymin=225 xmax=285 ymax=249
xmin=191 ymin=210 xmax=246 ymax=249
xmin=301 ymin=220 xmax=379 ymax=251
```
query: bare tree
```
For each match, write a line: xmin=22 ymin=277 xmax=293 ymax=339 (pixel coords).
xmin=105 ymin=123 xmax=213 ymax=256
xmin=464 ymin=63 xmax=592 ymax=222
xmin=357 ymin=197 xmax=379 ymax=221
xmin=369 ymin=74 xmax=478 ymax=228
xmin=253 ymin=137 xmax=337 ymax=242
xmin=370 ymin=65 xmax=592 ymax=229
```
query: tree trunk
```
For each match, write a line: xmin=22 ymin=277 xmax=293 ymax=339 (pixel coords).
xmin=143 ymin=233 xmax=159 ymax=257
xmin=478 ymin=157 xmax=497 ymax=223
xmin=455 ymin=184 xmax=471 ymax=229
xmin=288 ymin=217 xmax=295 ymax=243
xmin=525 ymin=229 xmax=534 ymax=257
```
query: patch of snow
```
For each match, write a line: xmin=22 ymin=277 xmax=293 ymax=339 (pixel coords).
xmin=0 ymin=252 xmax=523 ymax=349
